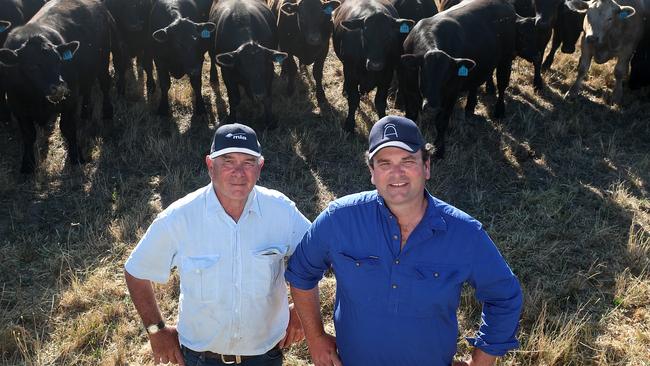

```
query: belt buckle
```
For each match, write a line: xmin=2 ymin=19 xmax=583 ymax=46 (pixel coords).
xmin=220 ymin=354 xmax=242 ymax=364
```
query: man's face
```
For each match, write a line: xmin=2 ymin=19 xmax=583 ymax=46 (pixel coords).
xmin=206 ymin=152 xmax=263 ymax=205
xmin=369 ymin=147 xmax=430 ymax=209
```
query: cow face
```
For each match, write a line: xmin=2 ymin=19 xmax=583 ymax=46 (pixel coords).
xmin=281 ymin=0 xmax=340 ymax=46
xmin=341 ymin=13 xmax=415 ymax=71
xmin=0 ymin=36 xmax=79 ymax=103
xmin=152 ymin=18 xmax=216 ymax=76
xmin=566 ymin=0 xmax=635 ymax=61
xmin=516 ymin=16 xmax=541 ymax=63
xmin=401 ymin=50 xmax=475 ymax=111
xmin=215 ymin=42 xmax=287 ymax=102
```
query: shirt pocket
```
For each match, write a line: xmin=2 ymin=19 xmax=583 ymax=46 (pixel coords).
xmin=409 ymin=263 xmax=465 ymax=317
xmin=249 ymin=245 xmax=289 ymax=297
xmin=180 ymin=255 xmax=221 ymax=302
xmin=333 ymin=252 xmax=384 ymax=307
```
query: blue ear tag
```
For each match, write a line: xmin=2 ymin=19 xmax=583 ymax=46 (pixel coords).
xmin=274 ymin=54 xmax=284 ymax=63
xmin=457 ymin=65 xmax=468 ymax=77
xmin=0 ymin=26 xmax=6 ymax=33
xmin=201 ymin=29 xmax=211 ymax=38
xmin=400 ymin=23 xmax=410 ymax=34
xmin=62 ymin=50 xmax=73 ymax=61
xmin=324 ymin=5 xmax=333 ymax=15
xmin=619 ymin=10 xmax=629 ymax=19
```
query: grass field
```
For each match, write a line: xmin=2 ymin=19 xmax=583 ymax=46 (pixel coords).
xmin=0 ymin=38 xmax=648 ymax=365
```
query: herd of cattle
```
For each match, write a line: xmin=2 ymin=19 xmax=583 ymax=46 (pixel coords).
xmin=0 ymin=0 xmax=649 ymax=174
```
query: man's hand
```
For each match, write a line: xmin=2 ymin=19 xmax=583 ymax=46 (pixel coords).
xmin=453 ymin=348 xmax=497 ymax=366
xmin=279 ymin=303 xmax=305 ymax=348
xmin=307 ymin=333 xmax=342 ymax=366
xmin=149 ymin=325 xmax=185 ymax=365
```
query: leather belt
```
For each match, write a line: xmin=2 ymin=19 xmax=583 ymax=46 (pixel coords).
xmin=182 ymin=345 xmax=278 ymax=364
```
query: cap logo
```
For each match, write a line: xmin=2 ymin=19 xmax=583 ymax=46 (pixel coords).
xmin=383 ymin=123 xmax=398 ymax=139
xmin=226 ymin=132 xmax=247 ymax=140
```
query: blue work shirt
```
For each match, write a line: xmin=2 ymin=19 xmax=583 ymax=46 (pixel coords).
xmin=286 ymin=190 xmax=523 ymax=366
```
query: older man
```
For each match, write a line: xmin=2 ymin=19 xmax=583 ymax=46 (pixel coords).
xmin=125 ymin=123 xmax=310 ymax=365
xmin=286 ymin=115 xmax=523 ymax=366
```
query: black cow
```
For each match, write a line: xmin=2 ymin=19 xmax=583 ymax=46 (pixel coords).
xmin=210 ymin=0 xmax=287 ymax=128
xmin=333 ymin=0 xmax=414 ymax=132
xmin=630 ymin=24 xmax=650 ymax=90
xmin=400 ymin=0 xmax=517 ymax=158
xmin=541 ymin=2 xmax=584 ymax=69
xmin=271 ymin=0 xmax=340 ymax=103
xmin=0 ymin=0 xmax=121 ymax=173
xmin=390 ymin=0 xmax=438 ymax=21
xmin=103 ymin=0 xmax=154 ymax=95
xmin=149 ymin=0 xmax=215 ymax=116
xmin=0 ymin=0 xmax=46 ymax=122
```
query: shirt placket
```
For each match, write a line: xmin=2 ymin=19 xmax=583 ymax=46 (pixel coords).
xmin=386 ymin=214 xmax=402 ymax=313
xmin=228 ymin=222 xmax=243 ymax=350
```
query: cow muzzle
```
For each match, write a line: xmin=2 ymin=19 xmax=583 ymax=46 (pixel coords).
xmin=46 ymin=82 xmax=69 ymax=104
xmin=305 ymin=33 xmax=322 ymax=46
xmin=366 ymin=59 xmax=384 ymax=72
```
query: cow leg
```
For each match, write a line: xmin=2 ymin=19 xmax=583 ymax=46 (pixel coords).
xmin=374 ymin=70 xmax=392 ymax=119
xmin=99 ymin=64 xmax=114 ymax=120
xmin=222 ymin=71 xmax=240 ymax=123
xmin=209 ymin=49 xmax=219 ymax=85
xmin=156 ymin=64 xmax=171 ymax=116
xmin=542 ymin=34 xmax=562 ymax=70
xmin=189 ymin=73 xmax=206 ymax=116
xmin=494 ymin=61 xmax=512 ymax=118
xmin=313 ymin=51 xmax=327 ymax=104
xmin=283 ymin=55 xmax=297 ymax=96
xmin=433 ymin=101 xmax=454 ymax=160
xmin=484 ymin=73 xmax=496 ymax=95
xmin=80 ymin=88 xmax=92 ymax=120
xmin=342 ymin=65 xmax=360 ymax=133
xmin=17 ymin=116 xmax=37 ymax=174
xmin=465 ymin=88 xmax=478 ymax=117
xmin=565 ymin=41 xmax=593 ymax=100
xmin=60 ymin=105 xmax=84 ymax=166
xmin=140 ymin=52 xmax=156 ymax=94
xmin=612 ymin=54 xmax=632 ymax=105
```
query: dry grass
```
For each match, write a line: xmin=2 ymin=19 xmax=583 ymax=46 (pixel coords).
xmin=0 ymin=37 xmax=649 ymax=365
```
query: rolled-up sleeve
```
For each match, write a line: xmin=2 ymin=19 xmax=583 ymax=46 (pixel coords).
xmin=124 ymin=213 xmax=178 ymax=284
xmin=466 ymin=228 xmax=523 ymax=356
xmin=285 ymin=207 xmax=333 ymax=290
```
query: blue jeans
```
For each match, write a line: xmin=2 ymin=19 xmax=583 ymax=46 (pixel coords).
xmin=182 ymin=346 xmax=283 ymax=366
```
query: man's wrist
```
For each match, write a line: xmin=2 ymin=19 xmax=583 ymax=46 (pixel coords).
xmin=145 ymin=320 xmax=166 ymax=335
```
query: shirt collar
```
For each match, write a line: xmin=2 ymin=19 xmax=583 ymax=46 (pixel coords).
xmin=375 ymin=189 xmax=447 ymax=231
xmin=205 ymin=184 xmax=262 ymax=218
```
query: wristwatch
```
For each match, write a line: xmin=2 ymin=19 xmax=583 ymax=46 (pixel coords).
xmin=145 ymin=320 xmax=165 ymax=335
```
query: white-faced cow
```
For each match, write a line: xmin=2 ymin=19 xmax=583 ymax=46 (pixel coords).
xmin=400 ymin=0 xmax=518 ymax=158
xmin=210 ymin=0 xmax=287 ymax=129
xmin=333 ymin=0 xmax=415 ymax=132
xmin=564 ymin=0 xmax=648 ymax=105
xmin=0 ymin=0 xmax=122 ymax=174
xmin=149 ymin=0 xmax=215 ymax=117
xmin=271 ymin=0 xmax=340 ymax=104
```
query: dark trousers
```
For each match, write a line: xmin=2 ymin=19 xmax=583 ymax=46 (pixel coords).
xmin=182 ymin=346 xmax=283 ymax=366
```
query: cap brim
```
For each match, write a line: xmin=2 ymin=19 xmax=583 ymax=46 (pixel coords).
xmin=368 ymin=141 xmax=420 ymax=159
xmin=209 ymin=147 xmax=261 ymax=159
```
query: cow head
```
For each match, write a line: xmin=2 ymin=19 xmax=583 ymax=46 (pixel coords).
xmin=152 ymin=18 xmax=216 ymax=76
xmin=566 ymin=0 xmax=635 ymax=61
xmin=341 ymin=12 xmax=415 ymax=71
xmin=0 ymin=36 xmax=78 ymax=103
xmin=401 ymin=49 xmax=475 ymax=111
xmin=515 ymin=16 xmax=542 ymax=63
xmin=281 ymin=0 xmax=340 ymax=46
xmin=215 ymin=42 xmax=287 ymax=102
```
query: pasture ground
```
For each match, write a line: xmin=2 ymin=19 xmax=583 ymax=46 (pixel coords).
xmin=0 ymin=43 xmax=649 ymax=365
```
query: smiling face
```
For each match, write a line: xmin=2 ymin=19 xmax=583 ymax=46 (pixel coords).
xmin=206 ymin=152 xmax=263 ymax=209
xmin=369 ymin=146 xmax=430 ymax=210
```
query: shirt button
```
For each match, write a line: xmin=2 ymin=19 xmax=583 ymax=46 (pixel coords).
xmin=355 ymin=262 xmax=360 ymax=267
xmin=195 ymin=269 xmax=200 ymax=274
xmin=434 ymin=272 xmax=439 ymax=278
xmin=392 ymin=284 xmax=398 ymax=289
xmin=392 ymin=235 xmax=398 ymax=240
xmin=394 ymin=259 xmax=400 ymax=264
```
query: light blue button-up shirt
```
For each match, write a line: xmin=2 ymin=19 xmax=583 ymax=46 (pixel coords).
xmin=125 ymin=183 xmax=310 ymax=355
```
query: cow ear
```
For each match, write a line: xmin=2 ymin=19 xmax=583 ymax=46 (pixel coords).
xmin=341 ymin=18 xmax=364 ymax=30
xmin=618 ymin=6 xmax=635 ymax=19
xmin=197 ymin=22 xmax=216 ymax=38
xmin=0 ymin=48 xmax=18 ymax=67
xmin=281 ymin=2 xmax=299 ymax=15
xmin=152 ymin=28 xmax=168 ymax=43
xmin=216 ymin=51 xmax=237 ymax=68
xmin=454 ymin=57 xmax=476 ymax=77
xmin=271 ymin=50 xmax=288 ymax=64
xmin=0 ymin=20 xmax=11 ymax=33
xmin=395 ymin=19 xmax=415 ymax=34
xmin=322 ymin=1 xmax=340 ymax=16
xmin=56 ymin=41 xmax=80 ymax=61
xmin=401 ymin=54 xmax=422 ymax=69
xmin=565 ymin=0 xmax=589 ymax=13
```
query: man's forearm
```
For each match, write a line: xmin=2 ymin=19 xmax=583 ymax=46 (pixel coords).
xmin=290 ymin=285 xmax=326 ymax=341
xmin=469 ymin=348 xmax=497 ymax=366
xmin=125 ymin=269 xmax=164 ymax=325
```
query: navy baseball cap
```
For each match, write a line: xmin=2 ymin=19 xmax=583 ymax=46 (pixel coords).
xmin=209 ymin=123 xmax=261 ymax=159
xmin=368 ymin=115 xmax=424 ymax=159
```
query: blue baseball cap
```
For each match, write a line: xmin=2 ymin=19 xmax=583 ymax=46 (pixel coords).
xmin=209 ymin=123 xmax=261 ymax=159
xmin=368 ymin=116 xmax=424 ymax=159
